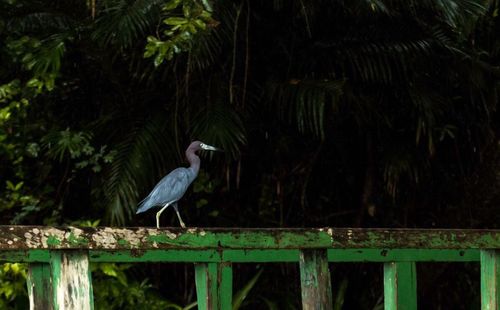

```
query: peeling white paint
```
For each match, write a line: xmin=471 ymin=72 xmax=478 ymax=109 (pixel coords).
xmin=55 ymin=254 xmax=92 ymax=310
xmin=109 ymin=228 xmax=143 ymax=248
xmin=90 ymin=227 xmax=154 ymax=249
xmin=138 ymin=228 xmax=154 ymax=246
xmin=24 ymin=232 xmax=38 ymax=248
xmin=347 ymin=229 xmax=353 ymax=240
xmin=327 ymin=228 xmax=334 ymax=244
xmin=91 ymin=230 xmax=118 ymax=249
xmin=41 ymin=228 xmax=66 ymax=248
xmin=29 ymin=283 xmax=34 ymax=310
xmin=164 ymin=231 xmax=178 ymax=240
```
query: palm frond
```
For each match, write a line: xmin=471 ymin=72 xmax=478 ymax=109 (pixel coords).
xmin=7 ymin=12 xmax=76 ymax=35
xmin=269 ymin=79 xmax=344 ymax=139
xmin=100 ymin=115 xmax=176 ymax=225
xmin=2 ymin=0 xmax=83 ymax=35
xmin=408 ymin=84 xmax=449 ymax=154
xmin=24 ymin=35 xmax=67 ymax=77
xmin=186 ymin=1 xmax=234 ymax=71
xmin=383 ymin=149 xmax=426 ymax=199
xmin=350 ymin=0 xmax=486 ymax=22
xmin=188 ymin=24 xmax=224 ymax=71
xmin=433 ymin=0 xmax=486 ymax=28
xmin=190 ymin=101 xmax=246 ymax=160
xmin=92 ymin=0 xmax=162 ymax=49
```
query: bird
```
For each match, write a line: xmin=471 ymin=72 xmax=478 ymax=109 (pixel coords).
xmin=136 ymin=141 xmax=222 ymax=228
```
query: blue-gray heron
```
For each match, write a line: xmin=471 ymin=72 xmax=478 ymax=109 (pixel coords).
xmin=136 ymin=141 xmax=222 ymax=228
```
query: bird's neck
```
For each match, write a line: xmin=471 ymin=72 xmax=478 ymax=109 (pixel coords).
xmin=186 ymin=151 xmax=201 ymax=176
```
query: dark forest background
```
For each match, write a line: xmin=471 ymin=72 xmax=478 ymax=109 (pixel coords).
xmin=1 ymin=0 xmax=500 ymax=308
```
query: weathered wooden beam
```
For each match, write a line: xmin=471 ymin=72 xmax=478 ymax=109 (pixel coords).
xmin=299 ymin=249 xmax=333 ymax=310
xmin=0 ymin=226 xmax=500 ymax=250
xmin=384 ymin=262 xmax=417 ymax=310
xmin=195 ymin=262 xmax=232 ymax=310
xmin=0 ymin=248 xmax=482 ymax=263
xmin=50 ymin=251 xmax=94 ymax=310
xmin=27 ymin=263 xmax=53 ymax=310
xmin=481 ymin=250 xmax=499 ymax=310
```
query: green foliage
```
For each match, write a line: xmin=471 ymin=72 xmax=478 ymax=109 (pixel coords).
xmin=42 ymin=129 xmax=116 ymax=172
xmin=144 ymin=0 xmax=217 ymax=65
xmin=333 ymin=277 xmax=348 ymax=310
xmin=232 ymin=268 xmax=263 ymax=310
xmin=191 ymin=101 xmax=246 ymax=160
xmin=6 ymin=36 xmax=66 ymax=91
xmin=2 ymin=181 xmax=41 ymax=224
xmin=269 ymin=79 xmax=345 ymax=140
xmin=100 ymin=116 xmax=176 ymax=225
xmin=0 ymin=263 xmax=28 ymax=310
xmin=1 ymin=0 xmax=500 ymax=307
xmin=0 ymin=79 xmax=47 ymax=225
xmin=92 ymin=263 xmax=185 ymax=310
xmin=91 ymin=0 xmax=163 ymax=49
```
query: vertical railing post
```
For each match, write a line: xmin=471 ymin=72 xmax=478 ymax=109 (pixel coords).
xmin=384 ymin=262 xmax=417 ymax=310
xmin=27 ymin=263 xmax=53 ymax=310
xmin=50 ymin=251 xmax=94 ymax=310
xmin=195 ymin=262 xmax=233 ymax=310
xmin=481 ymin=250 xmax=499 ymax=310
xmin=299 ymin=249 xmax=333 ymax=310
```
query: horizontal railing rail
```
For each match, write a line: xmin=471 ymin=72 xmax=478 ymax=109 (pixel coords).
xmin=1 ymin=226 xmax=498 ymax=309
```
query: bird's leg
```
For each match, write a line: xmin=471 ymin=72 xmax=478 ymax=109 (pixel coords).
xmin=156 ymin=203 xmax=170 ymax=229
xmin=172 ymin=204 xmax=186 ymax=228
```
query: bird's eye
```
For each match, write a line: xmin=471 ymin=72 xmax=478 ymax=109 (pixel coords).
xmin=200 ymin=143 xmax=205 ymax=147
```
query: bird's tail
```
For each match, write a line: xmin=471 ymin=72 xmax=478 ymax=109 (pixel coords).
xmin=136 ymin=197 xmax=152 ymax=214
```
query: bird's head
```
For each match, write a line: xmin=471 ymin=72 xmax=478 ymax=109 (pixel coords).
xmin=189 ymin=141 xmax=223 ymax=152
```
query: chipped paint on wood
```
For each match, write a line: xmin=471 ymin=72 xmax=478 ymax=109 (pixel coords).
xmin=195 ymin=263 xmax=218 ymax=310
xmin=1 ymin=226 xmax=500 ymax=251
xmin=51 ymin=251 xmax=93 ymax=310
xmin=27 ymin=263 xmax=53 ymax=310
xmin=0 ymin=248 xmax=482 ymax=264
xmin=299 ymin=250 xmax=333 ymax=310
xmin=480 ymin=250 xmax=499 ymax=310
xmin=195 ymin=263 xmax=232 ymax=310
xmin=2 ymin=227 xmax=500 ymax=310
xmin=384 ymin=262 xmax=417 ymax=310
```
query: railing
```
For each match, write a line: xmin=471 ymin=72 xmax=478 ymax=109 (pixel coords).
xmin=0 ymin=226 xmax=499 ymax=309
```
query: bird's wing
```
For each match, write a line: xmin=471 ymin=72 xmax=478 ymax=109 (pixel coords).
xmin=136 ymin=168 xmax=191 ymax=213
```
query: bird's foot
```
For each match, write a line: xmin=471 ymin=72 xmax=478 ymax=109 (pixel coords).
xmin=180 ymin=221 xmax=186 ymax=229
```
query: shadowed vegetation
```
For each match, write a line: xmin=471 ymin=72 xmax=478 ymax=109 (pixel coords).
xmin=1 ymin=0 xmax=500 ymax=308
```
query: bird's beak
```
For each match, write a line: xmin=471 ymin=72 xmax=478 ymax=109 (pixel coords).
xmin=201 ymin=143 xmax=223 ymax=152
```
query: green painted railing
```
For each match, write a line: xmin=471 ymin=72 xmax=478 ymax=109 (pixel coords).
xmin=1 ymin=226 xmax=499 ymax=309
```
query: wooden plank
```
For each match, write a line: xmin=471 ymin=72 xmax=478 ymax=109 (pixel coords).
xmin=0 ymin=226 xmax=499 ymax=251
xmin=0 ymin=248 xmax=482 ymax=263
xmin=195 ymin=262 xmax=232 ymax=310
xmin=50 ymin=251 xmax=94 ymax=310
xmin=219 ymin=263 xmax=233 ymax=310
xmin=27 ymin=263 xmax=53 ymax=310
xmin=481 ymin=250 xmax=499 ymax=310
xmin=299 ymin=249 xmax=333 ymax=310
xmin=384 ymin=262 xmax=417 ymax=310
